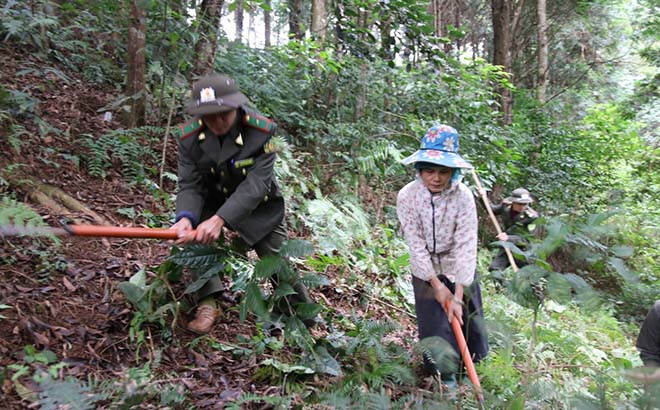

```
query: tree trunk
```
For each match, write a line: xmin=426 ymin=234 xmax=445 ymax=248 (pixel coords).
xmin=192 ymin=0 xmax=224 ymax=78
xmin=491 ymin=0 xmax=513 ymax=125
xmin=248 ymin=4 xmax=256 ymax=46
xmin=536 ymin=0 xmax=548 ymax=103
xmin=126 ymin=0 xmax=146 ymax=127
xmin=311 ymin=0 xmax=327 ymax=42
xmin=235 ymin=0 xmax=244 ymax=43
xmin=264 ymin=0 xmax=272 ymax=47
xmin=8 ymin=176 xmax=111 ymax=226
xmin=353 ymin=63 xmax=368 ymax=122
xmin=288 ymin=0 xmax=304 ymax=40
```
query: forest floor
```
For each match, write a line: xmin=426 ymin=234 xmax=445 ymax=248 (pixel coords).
xmin=0 ymin=49 xmax=419 ymax=408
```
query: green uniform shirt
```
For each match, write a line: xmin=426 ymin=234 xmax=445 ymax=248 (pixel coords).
xmin=492 ymin=203 xmax=539 ymax=245
xmin=175 ymin=106 xmax=284 ymax=245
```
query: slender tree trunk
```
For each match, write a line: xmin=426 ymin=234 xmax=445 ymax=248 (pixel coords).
xmin=429 ymin=0 xmax=462 ymax=53
xmin=288 ymin=0 xmax=304 ymax=40
xmin=264 ymin=0 xmax=272 ymax=47
xmin=248 ymin=4 xmax=256 ymax=46
xmin=126 ymin=0 xmax=146 ymax=127
xmin=192 ymin=0 xmax=224 ymax=78
xmin=537 ymin=0 xmax=548 ymax=103
xmin=491 ymin=0 xmax=513 ymax=125
xmin=311 ymin=0 xmax=327 ymax=42
xmin=235 ymin=0 xmax=244 ymax=43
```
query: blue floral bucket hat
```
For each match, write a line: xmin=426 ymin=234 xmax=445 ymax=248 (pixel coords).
xmin=401 ymin=124 xmax=472 ymax=169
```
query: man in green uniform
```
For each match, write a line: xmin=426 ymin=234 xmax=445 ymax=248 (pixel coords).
xmin=488 ymin=188 xmax=539 ymax=272
xmin=171 ymin=73 xmax=311 ymax=334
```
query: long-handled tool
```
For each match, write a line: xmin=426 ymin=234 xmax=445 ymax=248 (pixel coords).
xmin=470 ymin=169 xmax=519 ymax=272
xmin=445 ymin=300 xmax=486 ymax=408
xmin=0 ymin=224 xmax=185 ymax=240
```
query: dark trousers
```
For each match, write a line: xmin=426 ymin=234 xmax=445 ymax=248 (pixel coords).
xmin=489 ymin=245 xmax=530 ymax=272
xmin=637 ymin=301 xmax=660 ymax=367
xmin=413 ymin=273 xmax=489 ymax=376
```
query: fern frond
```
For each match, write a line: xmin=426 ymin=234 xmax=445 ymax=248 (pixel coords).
xmin=223 ymin=392 xmax=291 ymax=410
xmin=0 ymin=197 xmax=45 ymax=227
xmin=363 ymin=391 xmax=392 ymax=410
xmin=363 ymin=319 xmax=397 ymax=336
xmin=415 ymin=337 xmax=459 ymax=374
xmin=37 ymin=374 xmax=97 ymax=410
xmin=299 ymin=272 xmax=330 ymax=288
xmin=168 ymin=244 xmax=227 ymax=268
xmin=280 ymin=239 xmax=314 ymax=258
xmin=317 ymin=390 xmax=352 ymax=409
xmin=374 ymin=362 xmax=415 ymax=386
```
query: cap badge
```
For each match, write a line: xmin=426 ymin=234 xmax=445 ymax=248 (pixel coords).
xmin=200 ymin=87 xmax=216 ymax=103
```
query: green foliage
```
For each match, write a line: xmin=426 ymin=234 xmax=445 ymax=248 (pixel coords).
xmin=319 ymin=318 xmax=415 ymax=396
xmin=0 ymin=1 xmax=59 ymax=50
xmin=0 ymin=196 xmax=46 ymax=229
xmin=224 ymin=392 xmax=291 ymax=410
xmin=484 ymin=294 xmax=641 ymax=408
xmin=302 ymin=196 xmax=374 ymax=259
xmin=494 ymin=215 xmax=638 ymax=313
xmin=117 ymin=267 xmax=180 ymax=353
xmin=82 ymin=126 xmax=163 ymax=184
xmin=36 ymin=373 xmax=97 ymax=410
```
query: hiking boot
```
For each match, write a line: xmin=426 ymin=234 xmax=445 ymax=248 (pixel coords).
xmin=187 ymin=305 xmax=222 ymax=334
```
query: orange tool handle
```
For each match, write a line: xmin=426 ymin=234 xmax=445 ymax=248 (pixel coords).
xmin=64 ymin=224 xmax=183 ymax=240
xmin=445 ymin=300 xmax=485 ymax=404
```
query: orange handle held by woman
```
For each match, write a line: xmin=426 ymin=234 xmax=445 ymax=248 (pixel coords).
xmin=444 ymin=300 xmax=485 ymax=405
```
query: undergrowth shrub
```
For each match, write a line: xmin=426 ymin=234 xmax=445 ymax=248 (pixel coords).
xmin=82 ymin=126 xmax=163 ymax=184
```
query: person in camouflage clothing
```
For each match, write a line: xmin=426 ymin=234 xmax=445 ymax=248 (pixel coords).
xmin=171 ymin=73 xmax=311 ymax=334
xmin=488 ymin=188 xmax=539 ymax=272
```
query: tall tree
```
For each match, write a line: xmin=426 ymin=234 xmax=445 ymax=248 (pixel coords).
xmin=192 ymin=0 xmax=224 ymax=77
xmin=235 ymin=0 xmax=244 ymax=42
xmin=491 ymin=0 xmax=524 ymax=125
xmin=429 ymin=0 xmax=463 ymax=53
xmin=536 ymin=0 xmax=548 ymax=102
xmin=264 ymin=0 xmax=272 ymax=47
xmin=288 ymin=0 xmax=304 ymax=40
xmin=126 ymin=0 xmax=146 ymax=127
xmin=311 ymin=0 xmax=327 ymax=42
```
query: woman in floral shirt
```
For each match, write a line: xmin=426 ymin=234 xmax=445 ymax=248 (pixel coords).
xmin=396 ymin=124 xmax=488 ymax=386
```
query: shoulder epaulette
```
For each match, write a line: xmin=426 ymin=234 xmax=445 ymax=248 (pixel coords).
xmin=176 ymin=118 xmax=204 ymax=140
xmin=243 ymin=112 xmax=275 ymax=133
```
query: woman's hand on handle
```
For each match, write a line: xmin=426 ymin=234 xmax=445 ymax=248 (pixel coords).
xmin=430 ymin=277 xmax=464 ymax=325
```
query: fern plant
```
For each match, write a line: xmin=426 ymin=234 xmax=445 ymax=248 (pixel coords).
xmin=82 ymin=126 xmax=164 ymax=184
xmin=302 ymin=196 xmax=374 ymax=260
xmin=317 ymin=318 xmax=415 ymax=404
xmin=0 ymin=196 xmax=46 ymax=229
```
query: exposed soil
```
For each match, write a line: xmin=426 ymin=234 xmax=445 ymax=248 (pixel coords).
xmin=0 ymin=47 xmax=418 ymax=408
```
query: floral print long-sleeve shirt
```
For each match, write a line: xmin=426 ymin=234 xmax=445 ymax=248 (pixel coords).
xmin=396 ymin=178 xmax=478 ymax=285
